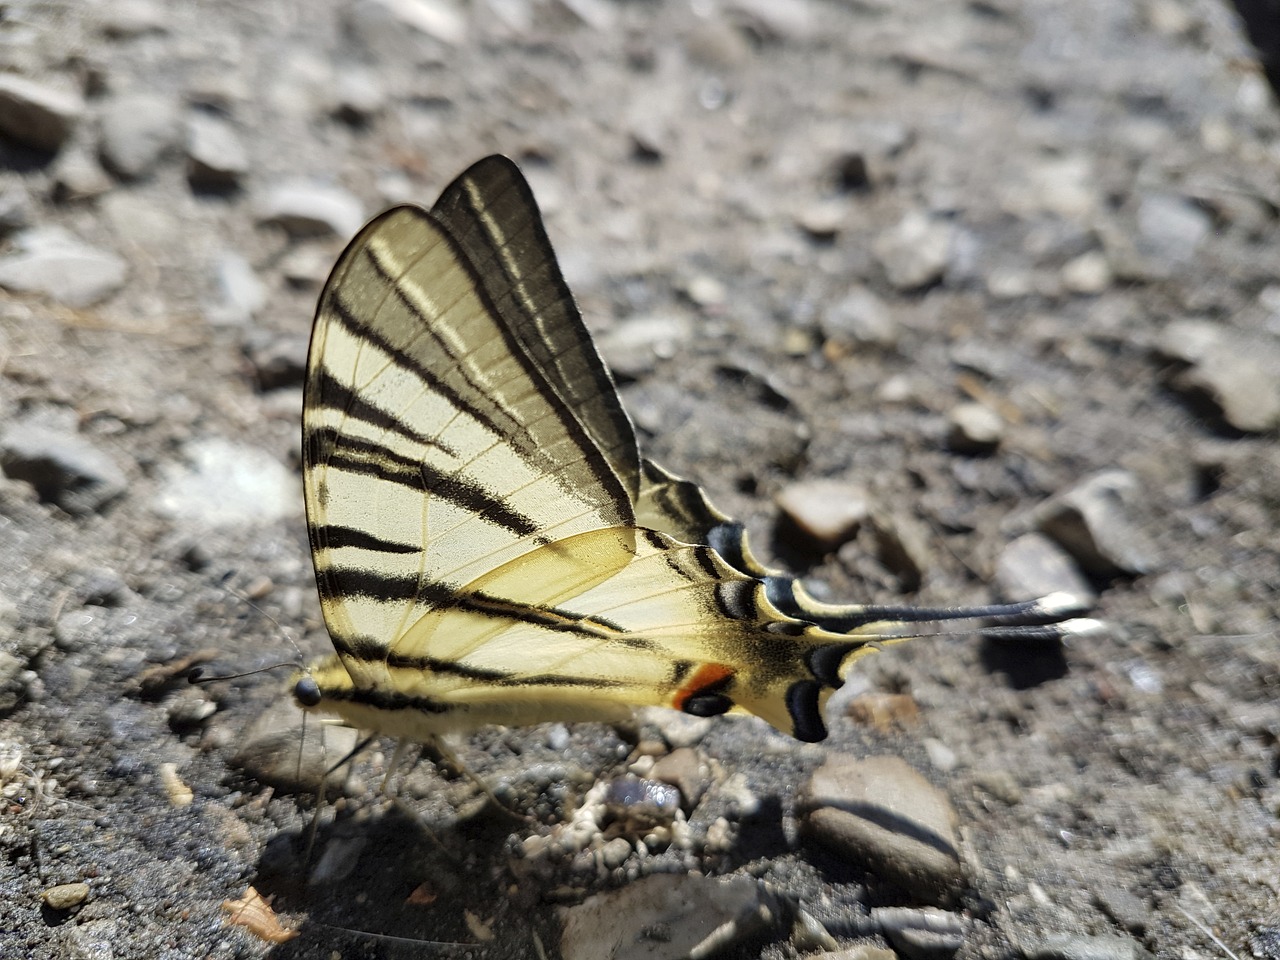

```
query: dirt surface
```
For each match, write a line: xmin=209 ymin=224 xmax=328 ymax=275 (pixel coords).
xmin=1 ymin=1 xmax=1278 ymax=958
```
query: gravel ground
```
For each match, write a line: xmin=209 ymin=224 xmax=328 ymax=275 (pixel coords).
xmin=0 ymin=1 xmax=1278 ymax=959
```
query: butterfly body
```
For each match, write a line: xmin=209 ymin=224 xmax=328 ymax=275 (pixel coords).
xmin=295 ymin=156 xmax=1094 ymax=744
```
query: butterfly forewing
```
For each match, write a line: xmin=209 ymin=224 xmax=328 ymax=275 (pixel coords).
xmin=305 ymin=201 xmax=639 ymax=689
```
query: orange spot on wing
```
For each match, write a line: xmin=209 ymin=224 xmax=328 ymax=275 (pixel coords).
xmin=673 ymin=663 xmax=734 ymax=710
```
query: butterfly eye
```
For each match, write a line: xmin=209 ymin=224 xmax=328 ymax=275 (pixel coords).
xmin=293 ymin=676 xmax=322 ymax=707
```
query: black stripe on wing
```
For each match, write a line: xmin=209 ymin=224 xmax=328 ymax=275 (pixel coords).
xmin=311 ymin=524 xmax=421 ymax=555
xmin=308 ymin=366 xmax=458 ymax=459
xmin=433 ymin=156 xmax=642 ymax=500
xmin=311 ymin=428 xmax=541 ymax=539
xmin=320 ymin=290 xmax=515 ymax=454
xmin=360 ymin=220 xmax=636 ymax=527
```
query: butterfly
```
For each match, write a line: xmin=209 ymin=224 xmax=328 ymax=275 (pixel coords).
xmin=292 ymin=155 xmax=1094 ymax=744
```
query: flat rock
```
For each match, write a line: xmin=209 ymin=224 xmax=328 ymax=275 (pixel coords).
xmin=1135 ymin=192 xmax=1211 ymax=266
xmin=52 ymin=149 xmax=113 ymax=201
xmin=1060 ymin=249 xmax=1112 ymax=294
xmin=649 ymin=747 xmax=711 ymax=811
xmin=821 ymin=286 xmax=898 ymax=347
xmin=205 ymin=252 xmax=267 ymax=326
xmin=799 ymin=754 xmax=964 ymax=905
xmin=995 ymin=532 xmax=1095 ymax=606
xmin=946 ymin=402 xmax=1003 ymax=454
xmin=1173 ymin=337 xmax=1280 ymax=434
xmin=369 ymin=0 xmax=467 ymax=44
xmin=42 ymin=882 xmax=91 ymax=911
xmin=776 ymin=478 xmax=870 ymax=551
xmin=595 ymin=313 xmax=693 ymax=379
xmin=0 ymin=74 xmax=83 ymax=151
xmin=153 ymin=438 xmax=295 ymax=529
xmin=1022 ymin=932 xmax=1155 ymax=960
xmin=559 ymin=874 xmax=779 ymax=960
xmin=1024 ymin=469 xmax=1158 ymax=576
xmin=257 ymin=181 xmax=364 ymax=238
xmin=98 ymin=92 xmax=181 ymax=179
xmin=186 ymin=113 xmax=249 ymax=187
xmin=873 ymin=906 xmax=967 ymax=958
xmin=873 ymin=211 xmax=952 ymax=290
xmin=0 ymin=421 xmax=128 ymax=515
xmin=229 ymin=697 xmax=360 ymax=794
xmin=0 ymin=226 xmax=128 ymax=307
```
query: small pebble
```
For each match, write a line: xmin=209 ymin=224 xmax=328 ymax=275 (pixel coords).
xmin=43 ymin=882 xmax=90 ymax=911
xmin=946 ymin=402 xmax=1003 ymax=454
xmin=0 ymin=74 xmax=83 ymax=150
xmin=776 ymin=479 xmax=870 ymax=552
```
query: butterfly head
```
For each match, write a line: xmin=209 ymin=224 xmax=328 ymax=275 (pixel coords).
xmin=293 ymin=674 xmax=322 ymax=708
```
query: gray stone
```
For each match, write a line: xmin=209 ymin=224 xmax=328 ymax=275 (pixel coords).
xmin=1157 ymin=319 xmax=1280 ymax=432
xmin=922 ymin=738 xmax=958 ymax=773
xmin=154 ymin=438 xmax=295 ymax=529
xmin=637 ymin=707 xmax=715 ymax=749
xmin=360 ymin=0 xmax=467 ymax=44
xmin=42 ymin=882 xmax=91 ymax=911
xmin=595 ymin=314 xmax=692 ymax=379
xmin=0 ymin=421 xmax=127 ymax=515
xmin=1091 ymin=883 xmax=1149 ymax=936
xmin=821 ymin=286 xmax=899 ymax=347
xmin=98 ymin=0 xmax=167 ymax=38
xmin=1174 ymin=337 xmax=1280 ymax=434
xmin=776 ymin=479 xmax=870 ymax=551
xmin=873 ymin=906 xmax=966 ymax=958
xmin=682 ymin=273 xmax=727 ymax=308
xmin=51 ymin=149 xmax=113 ymax=201
xmin=1026 ymin=469 xmax=1157 ymax=577
xmin=243 ymin=332 xmax=308 ymax=389
xmin=0 ymin=226 xmax=128 ymax=308
xmin=99 ymin=92 xmax=181 ymax=179
xmin=186 ymin=113 xmax=249 ymax=187
xmin=556 ymin=0 xmax=618 ymax=30
xmin=1022 ymin=932 xmax=1154 ymax=960
xmin=995 ymin=533 xmax=1095 ymax=607
xmin=333 ymin=66 xmax=387 ymax=122
xmin=205 ymin=252 xmax=267 ymax=326
xmin=0 ymin=181 xmax=32 ymax=233
xmin=230 ymin=696 xmax=360 ymax=794
xmin=309 ymin=834 xmax=369 ymax=885
xmin=601 ymin=777 xmax=681 ymax=833
xmin=725 ymin=0 xmax=815 ymax=42
xmin=1060 ymin=250 xmax=1112 ymax=294
xmin=874 ymin=212 xmax=952 ymax=290
xmin=559 ymin=874 xmax=779 ymax=960
xmin=279 ymin=246 xmax=334 ymax=289
xmin=167 ymin=694 xmax=217 ymax=730
xmin=867 ymin=510 xmax=932 ymax=591
xmin=1156 ymin=318 xmax=1223 ymax=364
xmin=649 ymin=747 xmax=710 ymax=811
xmin=797 ymin=199 xmax=848 ymax=240
xmin=0 ymin=74 xmax=83 ymax=151
xmin=799 ymin=755 xmax=964 ymax=905
xmin=1136 ymin=193 xmax=1211 ymax=265
xmin=257 ymin=181 xmax=364 ymax=238
xmin=810 ymin=947 xmax=899 ymax=960
xmin=946 ymin=402 xmax=1003 ymax=454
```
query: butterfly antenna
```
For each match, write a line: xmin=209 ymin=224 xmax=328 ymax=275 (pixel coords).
xmin=215 ymin=569 xmax=309 ymax=665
